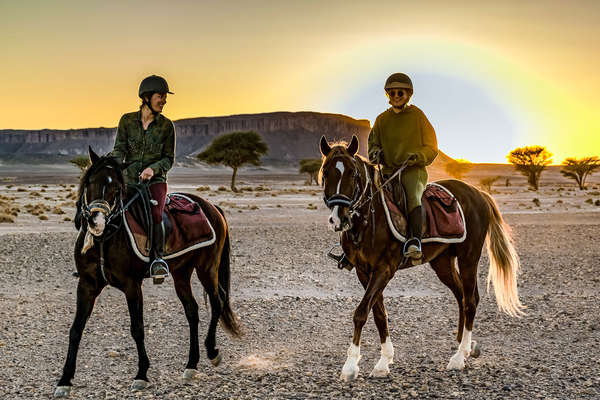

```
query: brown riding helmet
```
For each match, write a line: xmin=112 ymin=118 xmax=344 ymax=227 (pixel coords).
xmin=384 ymin=73 xmax=413 ymax=92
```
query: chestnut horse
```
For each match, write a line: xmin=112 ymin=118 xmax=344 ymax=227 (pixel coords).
xmin=319 ymin=136 xmax=523 ymax=381
xmin=54 ymin=148 xmax=241 ymax=397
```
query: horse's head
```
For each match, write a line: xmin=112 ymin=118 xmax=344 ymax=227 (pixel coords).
xmin=78 ymin=146 xmax=127 ymax=237
xmin=319 ymin=135 xmax=361 ymax=232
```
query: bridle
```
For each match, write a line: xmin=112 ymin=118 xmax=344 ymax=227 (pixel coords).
xmin=323 ymin=156 xmax=367 ymax=210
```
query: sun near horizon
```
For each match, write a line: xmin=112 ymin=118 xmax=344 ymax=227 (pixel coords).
xmin=1 ymin=1 xmax=599 ymax=164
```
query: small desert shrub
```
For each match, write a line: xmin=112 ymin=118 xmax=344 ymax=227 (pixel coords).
xmin=29 ymin=192 xmax=41 ymax=197
xmin=63 ymin=217 xmax=72 ymax=222
xmin=52 ymin=206 xmax=65 ymax=215
xmin=248 ymin=205 xmax=259 ymax=210
xmin=217 ymin=186 xmax=228 ymax=192
xmin=557 ymin=187 xmax=565 ymax=191
xmin=556 ymin=200 xmax=563 ymax=204
xmin=0 ymin=213 xmax=15 ymax=223
xmin=41 ymin=184 xmax=48 ymax=188
xmin=276 ymin=204 xmax=281 ymax=208
xmin=17 ymin=188 xmax=26 ymax=192
xmin=307 ymin=203 xmax=317 ymax=210
xmin=60 ymin=201 xmax=75 ymax=207
xmin=589 ymin=191 xmax=600 ymax=196
xmin=6 ymin=185 xmax=13 ymax=189
xmin=196 ymin=186 xmax=210 ymax=192
xmin=40 ymin=188 xmax=46 ymax=192
xmin=38 ymin=215 xmax=48 ymax=220
xmin=595 ymin=200 xmax=600 ymax=206
xmin=255 ymin=186 xmax=270 ymax=191
xmin=585 ymin=198 xmax=594 ymax=204
xmin=532 ymin=198 xmax=540 ymax=207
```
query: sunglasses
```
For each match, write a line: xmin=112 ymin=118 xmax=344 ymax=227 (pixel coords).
xmin=386 ymin=89 xmax=406 ymax=98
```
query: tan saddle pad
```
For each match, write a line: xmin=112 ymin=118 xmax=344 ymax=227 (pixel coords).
xmin=380 ymin=182 xmax=466 ymax=243
xmin=124 ymin=193 xmax=216 ymax=262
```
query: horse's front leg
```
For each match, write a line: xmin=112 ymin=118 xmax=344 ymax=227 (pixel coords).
xmin=55 ymin=276 xmax=104 ymax=398
xmin=124 ymin=282 xmax=151 ymax=391
xmin=341 ymin=268 xmax=392 ymax=381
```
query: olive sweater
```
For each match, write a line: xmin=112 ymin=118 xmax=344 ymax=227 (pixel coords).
xmin=367 ymin=105 xmax=438 ymax=174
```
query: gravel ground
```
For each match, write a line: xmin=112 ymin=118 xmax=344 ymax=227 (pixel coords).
xmin=1 ymin=194 xmax=600 ymax=399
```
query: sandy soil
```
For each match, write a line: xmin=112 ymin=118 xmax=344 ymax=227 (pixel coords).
xmin=0 ymin=168 xmax=599 ymax=399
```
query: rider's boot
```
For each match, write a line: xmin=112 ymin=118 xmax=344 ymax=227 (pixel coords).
xmin=403 ymin=206 xmax=424 ymax=264
xmin=150 ymin=221 xmax=169 ymax=284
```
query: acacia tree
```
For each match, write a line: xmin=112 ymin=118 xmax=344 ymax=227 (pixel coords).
xmin=560 ymin=156 xmax=600 ymax=190
xmin=70 ymin=155 xmax=91 ymax=175
xmin=507 ymin=146 xmax=552 ymax=190
xmin=443 ymin=159 xmax=473 ymax=180
xmin=299 ymin=158 xmax=322 ymax=185
xmin=197 ymin=131 xmax=268 ymax=192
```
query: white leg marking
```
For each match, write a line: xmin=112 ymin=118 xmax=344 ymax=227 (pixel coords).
xmin=340 ymin=343 xmax=361 ymax=381
xmin=447 ymin=327 xmax=472 ymax=370
xmin=370 ymin=337 xmax=394 ymax=378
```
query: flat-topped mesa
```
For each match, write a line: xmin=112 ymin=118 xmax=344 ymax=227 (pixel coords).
xmin=0 ymin=111 xmax=371 ymax=163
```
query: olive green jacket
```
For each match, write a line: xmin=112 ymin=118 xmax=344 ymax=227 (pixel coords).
xmin=368 ymin=105 xmax=438 ymax=175
xmin=110 ymin=111 xmax=176 ymax=184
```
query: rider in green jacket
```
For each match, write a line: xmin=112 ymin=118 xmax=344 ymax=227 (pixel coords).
xmin=368 ymin=73 xmax=438 ymax=262
xmin=110 ymin=75 xmax=176 ymax=282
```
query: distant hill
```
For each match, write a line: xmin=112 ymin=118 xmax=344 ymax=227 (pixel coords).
xmin=0 ymin=111 xmax=454 ymax=167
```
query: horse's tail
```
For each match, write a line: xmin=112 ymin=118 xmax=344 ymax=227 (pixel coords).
xmin=215 ymin=207 xmax=242 ymax=337
xmin=481 ymin=191 xmax=525 ymax=317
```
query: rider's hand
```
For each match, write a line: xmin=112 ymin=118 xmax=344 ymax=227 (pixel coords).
xmin=140 ymin=167 xmax=154 ymax=181
xmin=406 ymin=153 xmax=418 ymax=167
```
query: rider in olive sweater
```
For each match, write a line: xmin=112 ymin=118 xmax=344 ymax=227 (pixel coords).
xmin=368 ymin=73 xmax=438 ymax=261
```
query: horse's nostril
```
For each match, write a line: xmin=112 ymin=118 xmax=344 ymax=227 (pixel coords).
xmin=329 ymin=216 xmax=334 ymax=224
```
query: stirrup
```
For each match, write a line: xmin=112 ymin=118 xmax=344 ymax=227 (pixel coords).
xmin=150 ymin=258 xmax=169 ymax=284
xmin=403 ymin=237 xmax=422 ymax=260
xmin=327 ymin=246 xmax=354 ymax=271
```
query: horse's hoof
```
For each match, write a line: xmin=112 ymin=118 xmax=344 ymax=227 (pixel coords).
xmin=446 ymin=355 xmax=465 ymax=370
xmin=182 ymin=369 xmax=199 ymax=382
xmin=369 ymin=367 xmax=390 ymax=378
xmin=340 ymin=367 xmax=359 ymax=382
xmin=210 ymin=352 xmax=223 ymax=367
xmin=130 ymin=379 xmax=149 ymax=391
xmin=470 ymin=341 xmax=481 ymax=358
xmin=54 ymin=386 xmax=71 ymax=398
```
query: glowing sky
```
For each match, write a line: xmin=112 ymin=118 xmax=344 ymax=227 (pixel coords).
xmin=1 ymin=0 xmax=599 ymax=162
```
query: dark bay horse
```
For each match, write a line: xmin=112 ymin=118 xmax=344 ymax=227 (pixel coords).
xmin=319 ymin=136 xmax=524 ymax=381
xmin=54 ymin=148 xmax=241 ymax=397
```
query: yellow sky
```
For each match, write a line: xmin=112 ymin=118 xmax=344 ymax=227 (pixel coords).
xmin=1 ymin=0 xmax=598 ymax=162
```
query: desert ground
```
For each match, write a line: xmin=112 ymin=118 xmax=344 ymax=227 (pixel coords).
xmin=0 ymin=164 xmax=599 ymax=399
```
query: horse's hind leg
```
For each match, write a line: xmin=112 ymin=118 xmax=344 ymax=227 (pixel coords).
xmin=429 ymin=250 xmax=472 ymax=369
xmin=172 ymin=266 xmax=201 ymax=381
xmin=197 ymin=265 xmax=223 ymax=366
xmin=446 ymin=250 xmax=482 ymax=370
xmin=55 ymin=278 xmax=104 ymax=398
xmin=356 ymin=269 xmax=394 ymax=378
xmin=124 ymin=282 xmax=151 ymax=391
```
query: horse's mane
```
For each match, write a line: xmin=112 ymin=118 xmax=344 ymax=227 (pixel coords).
xmin=77 ymin=156 xmax=125 ymax=199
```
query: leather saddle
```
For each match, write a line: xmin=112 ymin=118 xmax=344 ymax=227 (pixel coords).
xmin=124 ymin=193 xmax=216 ymax=261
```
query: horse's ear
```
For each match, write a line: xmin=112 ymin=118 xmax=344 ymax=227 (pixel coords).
xmin=347 ymin=135 xmax=359 ymax=156
xmin=320 ymin=136 xmax=331 ymax=157
xmin=88 ymin=146 xmax=100 ymax=165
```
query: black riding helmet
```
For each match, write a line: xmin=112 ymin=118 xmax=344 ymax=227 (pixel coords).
xmin=139 ymin=75 xmax=174 ymax=115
